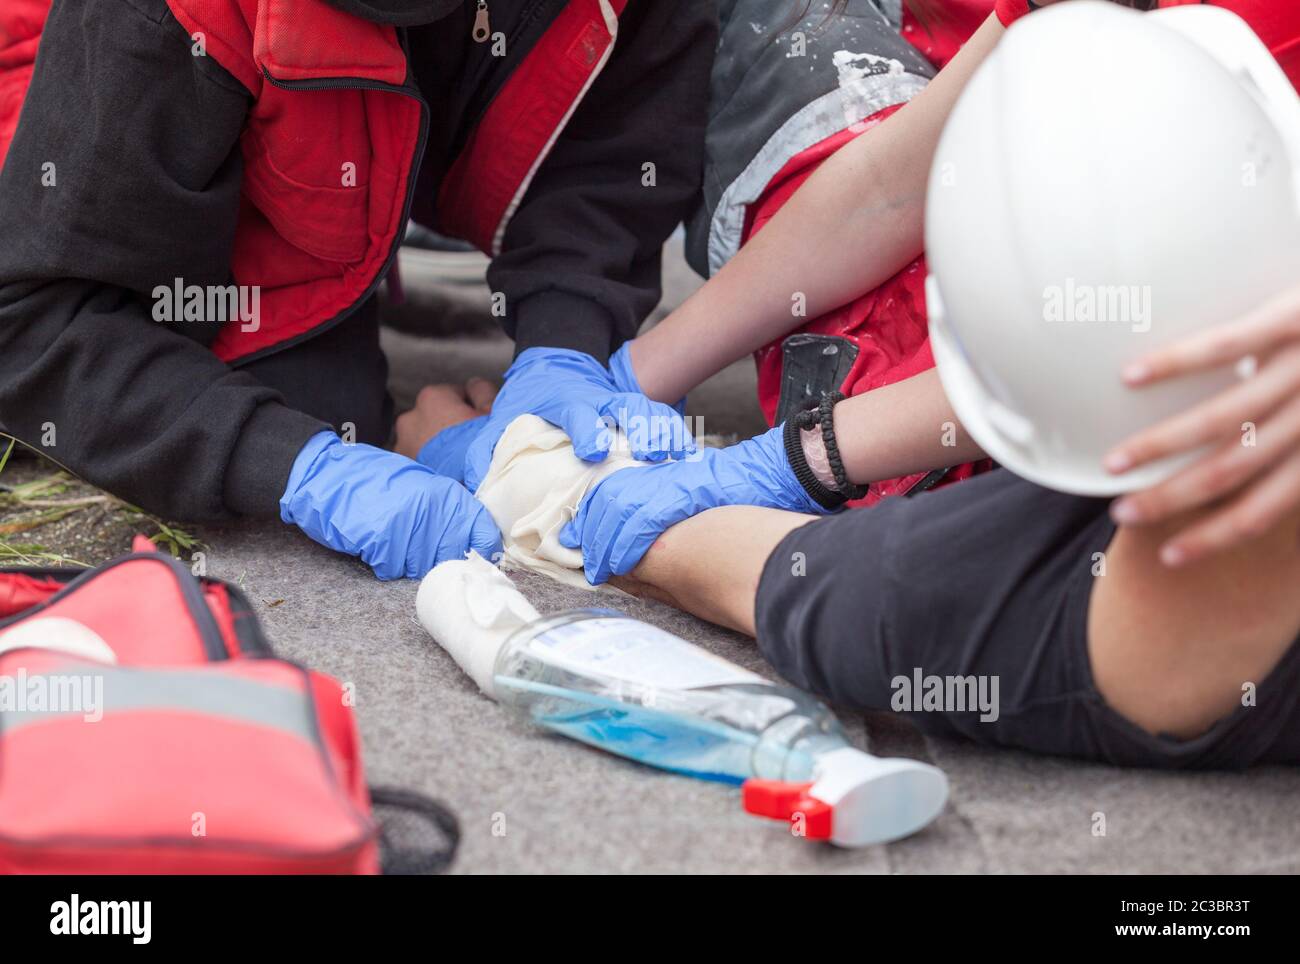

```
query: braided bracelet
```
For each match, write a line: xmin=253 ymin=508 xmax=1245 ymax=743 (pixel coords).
xmin=817 ymin=391 xmax=869 ymax=503
xmin=783 ymin=392 xmax=868 ymax=510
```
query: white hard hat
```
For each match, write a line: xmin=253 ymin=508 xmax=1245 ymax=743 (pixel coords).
xmin=925 ymin=1 xmax=1300 ymax=495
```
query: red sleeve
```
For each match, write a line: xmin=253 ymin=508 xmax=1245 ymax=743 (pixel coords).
xmin=994 ymin=0 xmax=1035 ymax=28
xmin=901 ymin=1 xmax=995 ymax=70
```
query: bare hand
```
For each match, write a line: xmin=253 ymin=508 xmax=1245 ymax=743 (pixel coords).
xmin=394 ymin=379 xmax=497 ymax=460
xmin=1104 ymin=285 xmax=1300 ymax=566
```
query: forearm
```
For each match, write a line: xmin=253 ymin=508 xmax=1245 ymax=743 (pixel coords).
xmin=489 ymin=0 xmax=716 ymax=363
xmin=0 ymin=0 xmax=322 ymax=518
xmin=631 ymin=13 xmax=1007 ymax=403
xmin=612 ymin=506 xmax=817 ymax=635
xmin=831 ymin=369 xmax=985 ymax=484
xmin=0 ymin=280 xmax=324 ymax=519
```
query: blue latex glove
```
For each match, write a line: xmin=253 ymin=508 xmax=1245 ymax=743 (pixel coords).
xmin=281 ymin=431 xmax=502 ymax=581
xmin=459 ymin=347 xmax=695 ymax=493
xmin=416 ymin=415 xmax=489 ymax=485
xmin=608 ymin=341 xmax=687 ymax=415
xmin=559 ymin=424 xmax=828 ymax=585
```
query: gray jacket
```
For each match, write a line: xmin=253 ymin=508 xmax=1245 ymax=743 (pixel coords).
xmin=686 ymin=0 xmax=936 ymax=277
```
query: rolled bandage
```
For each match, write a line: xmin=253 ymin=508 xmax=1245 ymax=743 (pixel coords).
xmin=416 ymin=551 xmax=540 ymax=698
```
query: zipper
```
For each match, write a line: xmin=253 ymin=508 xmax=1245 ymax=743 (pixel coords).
xmin=473 ymin=1 xmax=491 ymax=43
xmin=230 ymin=67 xmax=431 ymax=369
xmin=453 ymin=0 xmax=557 ymax=160
xmin=220 ymin=580 xmax=276 ymax=658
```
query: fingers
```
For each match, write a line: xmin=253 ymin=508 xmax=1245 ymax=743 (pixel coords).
xmin=417 ymin=383 xmax=469 ymax=407
xmin=462 ymin=421 xmax=503 ymax=494
xmin=414 ymin=484 xmax=503 ymax=575
xmin=467 ymin=504 xmax=504 ymax=563
xmin=1105 ymin=345 xmax=1300 ymax=474
xmin=583 ymin=490 xmax=641 ymax=585
xmin=392 ymin=410 xmax=423 ymax=460
xmin=599 ymin=393 xmax=697 ymax=462
xmin=466 ymin=377 xmax=498 ymax=414
xmin=1155 ymin=449 xmax=1300 ymax=567
xmin=572 ymin=484 xmax=623 ymax=585
xmin=606 ymin=498 xmax=681 ymax=578
xmin=1123 ymin=286 xmax=1300 ymax=386
xmin=559 ymin=471 xmax=618 ymax=555
xmin=556 ymin=403 xmax=613 ymax=463
xmin=559 ymin=475 xmax=611 ymax=559
xmin=558 ymin=518 xmax=581 ymax=550
xmin=561 ymin=474 xmax=635 ymax=585
xmin=397 ymin=384 xmax=483 ymax=460
xmin=1112 ymin=393 xmax=1300 ymax=527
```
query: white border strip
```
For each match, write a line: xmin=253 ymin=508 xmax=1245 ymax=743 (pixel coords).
xmin=490 ymin=0 xmax=621 ymax=256
xmin=706 ymin=71 xmax=928 ymax=275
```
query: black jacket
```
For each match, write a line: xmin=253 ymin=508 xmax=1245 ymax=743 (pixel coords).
xmin=0 ymin=0 xmax=716 ymax=520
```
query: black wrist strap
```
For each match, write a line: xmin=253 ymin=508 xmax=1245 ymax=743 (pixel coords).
xmin=784 ymin=417 xmax=845 ymax=511
xmin=784 ymin=392 xmax=869 ymax=510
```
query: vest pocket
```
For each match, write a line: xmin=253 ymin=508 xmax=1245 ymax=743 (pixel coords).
xmin=240 ymin=116 xmax=371 ymax=264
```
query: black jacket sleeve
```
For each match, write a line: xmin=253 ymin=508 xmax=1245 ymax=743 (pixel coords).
xmin=0 ymin=0 xmax=327 ymax=521
xmin=487 ymin=0 xmax=718 ymax=364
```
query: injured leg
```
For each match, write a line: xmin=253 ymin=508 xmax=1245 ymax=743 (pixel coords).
xmin=617 ymin=470 xmax=1300 ymax=767
xmin=611 ymin=506 xmax=816 ymax=634
xmin=399 ymin=385 xmax=1300 ymax=763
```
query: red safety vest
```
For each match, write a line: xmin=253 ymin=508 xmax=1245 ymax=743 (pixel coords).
xmin=0 ymin=0 xmax=627 ymax=363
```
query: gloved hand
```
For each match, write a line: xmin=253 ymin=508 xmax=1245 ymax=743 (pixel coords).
xmin=608 ymin=341 xmax=686 ymax=415
xmin=417 ymin=414 xmax=489 ymax=484
xmin=559 ymin=425 xmax=828 ymax=585
xmin=458 ymin=347 xmax=695 ymax=493
xmin=281 ymin=431 xmax=502 ymax=581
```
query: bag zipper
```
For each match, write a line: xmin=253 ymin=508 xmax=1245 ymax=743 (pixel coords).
xmin=473 ymin=1 xmax=491 ymax=42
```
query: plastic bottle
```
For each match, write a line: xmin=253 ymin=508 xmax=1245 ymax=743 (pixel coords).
xmin=493 ymin=608 xmax=948 ymax=847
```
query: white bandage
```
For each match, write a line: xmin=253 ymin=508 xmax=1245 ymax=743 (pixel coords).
xmin=474 ymin=414 xmax=644 ymax=590
xmin=416 ymin=551 xmax=540 ymax=697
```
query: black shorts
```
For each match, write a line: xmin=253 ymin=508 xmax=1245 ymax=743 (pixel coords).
xmin=755 ymin=469 xmax=1300 ymax=769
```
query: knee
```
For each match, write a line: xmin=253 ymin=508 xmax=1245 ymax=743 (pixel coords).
xmin=1088 ymin=521 xmax=1300 ymax=740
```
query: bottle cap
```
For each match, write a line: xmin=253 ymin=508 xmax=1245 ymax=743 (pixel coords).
xmin=742 ymin=747 xmax=948 ymax=847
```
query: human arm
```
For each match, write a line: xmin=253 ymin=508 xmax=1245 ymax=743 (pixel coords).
xmin=611 ymin=506 xmax=816 ymax=636
xmin=563 ymin=370 xmax=984 ymax=584
xmin=626 ymin=12 xmax=1009 ymax=405
xmin=0 ymin=0 xmax=500 ymax=579
xmin=438 ymin=1 xmax=716 ymax=491
xmin=485 ymin=0 xmax=717 ymax=364
xmin=0 ymin=0 xmax=325 ymax=519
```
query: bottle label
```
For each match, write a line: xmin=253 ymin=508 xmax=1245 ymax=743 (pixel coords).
xmin=530 ymin=617 xmax=764 ymax=691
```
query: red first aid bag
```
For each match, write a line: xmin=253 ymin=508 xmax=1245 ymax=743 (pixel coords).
xmin=0 ymin=537 xmax=456 ymax=874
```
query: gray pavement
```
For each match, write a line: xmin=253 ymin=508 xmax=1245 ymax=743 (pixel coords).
xmin=195 ymin=240 xmax=1300 ymax=874
xmin=10 ymin=238 xmax=1297 ymax=873
xmin=198 ymin=482 xmax=1300 ymax=874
